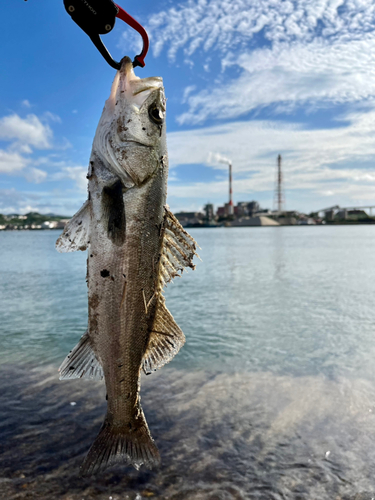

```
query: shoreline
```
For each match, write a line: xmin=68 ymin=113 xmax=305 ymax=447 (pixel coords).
xmin=1 ymin=220 xmax=375 ymax=232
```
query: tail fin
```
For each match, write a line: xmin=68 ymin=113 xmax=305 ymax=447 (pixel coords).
xmin=80 ymin=408 xmax=160 ymax=476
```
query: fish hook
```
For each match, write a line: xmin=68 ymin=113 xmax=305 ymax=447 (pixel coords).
xmin=62 ymin=0 xmax=149 ymax=69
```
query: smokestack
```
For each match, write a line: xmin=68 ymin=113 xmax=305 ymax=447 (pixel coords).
xmin=278 ymin=154 xmax=282 ymax=213
xmin=273 ymin=154 xmax=284 ymax=214
xmin=207 ymin=152 xmax=233 ymax=216
xmin=228 ymin=163 xmax=234 ymax=215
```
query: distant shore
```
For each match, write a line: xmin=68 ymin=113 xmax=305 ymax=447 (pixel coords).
xmin=2 ymin=221 xmax=375 ymax=231
xmin=0 ymin=226 xmax=64 ymax=231
xmin=2 ymin=210 xmax=375 ymax=231
xmin=0 ymin=212 xmax=69 ymax=232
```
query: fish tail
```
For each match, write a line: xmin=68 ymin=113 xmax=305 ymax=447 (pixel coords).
xmin=80 ymin=409 xmax=160 ymax=476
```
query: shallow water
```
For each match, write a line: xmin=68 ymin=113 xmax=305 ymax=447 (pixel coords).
xmin=1 ymin=227 xmax=375 ymax=499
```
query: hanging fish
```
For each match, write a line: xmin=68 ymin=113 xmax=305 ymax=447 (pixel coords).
xmin=56 ymin=57 xmax=198 ymax=475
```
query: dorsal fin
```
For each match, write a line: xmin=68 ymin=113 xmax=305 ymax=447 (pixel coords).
xmin=56 ymin=200 xmax=91 ymax=253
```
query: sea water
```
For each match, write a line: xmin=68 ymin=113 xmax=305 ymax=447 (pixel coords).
xmin=1 ymin=226 xmax=375 ymax=499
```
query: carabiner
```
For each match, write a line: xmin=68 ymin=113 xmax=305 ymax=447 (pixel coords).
xmin=63 ymin=0 xmax=149 ymax=69
xmin=115 ymin=6 xmax=149 ymax=68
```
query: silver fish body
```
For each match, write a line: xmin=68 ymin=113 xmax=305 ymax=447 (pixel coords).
xmin=56 ymin=58 xmax=197 ymax=475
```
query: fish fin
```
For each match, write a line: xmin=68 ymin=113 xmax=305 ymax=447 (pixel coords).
xmin=80 ymin=408 xmax=160 ymax=476
xmin=142 ymin=299 xmax=185 ymax=375
xmin=159 ymin=206 xmax=198 ymax=287
xmin=59 ymin=331 xmax=103 ymax=381
xmin=143 ymin=206 xmax=197 ymax=374
xmin=55 ymin=200 xmax=91 ymax=253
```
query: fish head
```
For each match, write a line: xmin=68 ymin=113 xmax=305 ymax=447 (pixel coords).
xmin=94 ymin=57 xmax=167 ymax=187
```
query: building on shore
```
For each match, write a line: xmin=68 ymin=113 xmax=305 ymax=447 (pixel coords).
xmin=0 ymin=215 xmax=71 ymax=231
xmin=174 ymin=212 xmax=204 ymax=227
xmin=41 ymin=221 xmax=58 ymax=229
xmin=204 ymin=204 xmax=215 ymax=222
xmin=217 ymin=203 xmax=233 ymax=218
xmin=217 ymin=200 xmax=261 ymax=219
xmin=231 ymin=216 xmax=280 ymax=227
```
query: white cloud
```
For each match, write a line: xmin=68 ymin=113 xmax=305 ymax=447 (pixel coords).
xmin=53 ymin=166 xmax=88 ymax=192
xmin=0 ymin=149 xmax=47 ymax=183
xmin=179 ymin=35 xmax=375 ymax=123
xmin=24 ymin=167 xmax=48 ymax=184
xmin=13 ymin=143 xmax=33 ymax=154
xmin=141 ymin=0 xmax=375 ymax=123
xmin=118 ymin=25 xmax=143 ymax=55
xmin=0 ymin=188 xmax=83 ymax=216
xmin=182 ymin=85 xmax=197 ymax=103
xmin=21 ymin=100 xmax=32 ymax=108
xmin=0 ymin=111 xmax=66 ymax=182
xmin=147 ymin=0 xmax=375 ymax=60
xmin=43 ymin=111 xmax=62 ymax=123
xmin=0 ymin=189 xmax=40 ymax=214
xmin=166 ymin=105 xmax=375 ymax=209
xmin=0 ymin=114 xmax=53 ymax=149
xmin=0 ymin=150 xmax=29 ymax=174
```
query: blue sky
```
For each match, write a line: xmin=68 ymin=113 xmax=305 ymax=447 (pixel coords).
xmin=1 ymin=0 xmax=375 ymax=215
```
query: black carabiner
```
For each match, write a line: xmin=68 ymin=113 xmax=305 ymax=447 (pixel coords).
xmin=63 ymin=0 xmax=149 ymax=69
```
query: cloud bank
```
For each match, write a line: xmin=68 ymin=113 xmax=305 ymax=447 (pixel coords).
xmin=145 ymin=0 xmax=375 ymax=123
xmin=0 ymin=113 xmax=54 ymax=183
xmin=0 ymin=114 xmax=53 ymax=150
xmin=0 ymin=111 xmax=86 ymax=213
xmin=167 ymin=106 xmax=375 ymax=209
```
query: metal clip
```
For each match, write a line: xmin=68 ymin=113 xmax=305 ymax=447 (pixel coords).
xmin=63 ymin=0 xmax=149 ymax=69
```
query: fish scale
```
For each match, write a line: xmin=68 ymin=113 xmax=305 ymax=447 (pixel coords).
xmin=55 ymin=57 xmax=198 ymax=475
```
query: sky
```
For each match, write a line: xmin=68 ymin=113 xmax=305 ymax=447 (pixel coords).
xmin=1 ymin=0 xmax=375 ymax=216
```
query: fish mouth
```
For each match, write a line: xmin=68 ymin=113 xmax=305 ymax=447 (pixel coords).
xmin=123 ymin=140 xmax=153 ymax=148
xmin=132 ymin=85 xmax=162 ymax=97
xmin=110 ymin=58 xmax=164 ymax=108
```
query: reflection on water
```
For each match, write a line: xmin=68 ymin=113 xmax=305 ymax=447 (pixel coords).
xmin=272 ymin=225 xmax=286 ymax=281
xmin=1 ymin=365 xmax=375 ymax=499
xmin=2 ymin=228 xmax=375 ymax=379
xmin=1 ymin=227 xmax=375 ymax=498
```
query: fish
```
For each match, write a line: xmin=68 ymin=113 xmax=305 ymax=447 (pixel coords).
xmin=55 ymin=57 xmax=198 ymax=476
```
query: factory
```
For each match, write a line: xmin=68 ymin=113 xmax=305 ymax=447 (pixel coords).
xmin=174 ymin=154 xmax=375 ymax=227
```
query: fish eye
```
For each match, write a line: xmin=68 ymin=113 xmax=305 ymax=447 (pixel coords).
xmin=148 ymin=105 xmax=164 ymax=125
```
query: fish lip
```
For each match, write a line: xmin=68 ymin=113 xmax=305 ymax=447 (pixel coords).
xmin=123 ymin=140 xmax=153 ymax=149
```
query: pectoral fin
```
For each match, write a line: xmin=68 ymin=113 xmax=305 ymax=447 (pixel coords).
xmin=55 ymin=200 xmax=91 ymax=253
xmin=142 ymin=299 xmax=185 ymax=374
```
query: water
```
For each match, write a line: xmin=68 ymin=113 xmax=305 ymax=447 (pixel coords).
xmin=1 ymin=227 xmax=375 ymax=499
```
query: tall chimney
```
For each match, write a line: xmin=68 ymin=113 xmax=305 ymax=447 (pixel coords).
xmin=274 ymin=154 xmax=284 ymax=214
xmin=278 ymin=155 xmax=282 ymax=213
xmin=228 ymin=163 xmax=234 ymax=215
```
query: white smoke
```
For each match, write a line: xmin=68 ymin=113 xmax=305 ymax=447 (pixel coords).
xmin=207 ymin=152 xmax=232 ymax=166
